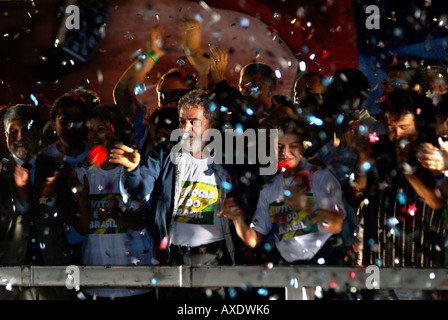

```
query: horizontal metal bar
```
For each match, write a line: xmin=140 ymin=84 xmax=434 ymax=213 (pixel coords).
xmin=1 ymin=266 xmax=187 ymax=288
xmin=191 ymin=266 xmax=448 ymax=290
xmin=0 ymin=266 xmax=447 ymax=291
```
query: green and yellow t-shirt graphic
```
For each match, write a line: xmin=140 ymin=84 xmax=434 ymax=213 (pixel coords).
xmin=268 ymin=194 xmax=318 ymax=240
xmin=88 ymin=193 xmax=127 ymax=234
xmin=175 ymin=180 xmax=219 ymax=225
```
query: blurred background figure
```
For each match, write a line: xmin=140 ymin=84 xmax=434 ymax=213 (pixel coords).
xmin=422 ymin=65 xmax=448 ymax=106
xmin=293 ymin=72 xmax=326 ymax=104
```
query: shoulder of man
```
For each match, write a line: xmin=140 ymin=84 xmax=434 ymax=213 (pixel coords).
xmin=0 ymin=156 xmax=16 ymax=173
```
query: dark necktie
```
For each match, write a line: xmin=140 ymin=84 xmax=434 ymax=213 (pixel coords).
xmin=21 ymin=162 xmax=33 ymax=171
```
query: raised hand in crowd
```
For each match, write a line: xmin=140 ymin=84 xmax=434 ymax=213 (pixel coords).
xmin=417 ymin=137 xmax=448 ymax=175
xmin=110 ymin=144 xmax=141 ymax=172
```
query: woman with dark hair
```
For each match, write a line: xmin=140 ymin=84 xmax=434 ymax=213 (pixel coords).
xmin=219 ymin=117 xmax=347 ymax=268
xmin=70 ymin=104 xmax=154 ymax=300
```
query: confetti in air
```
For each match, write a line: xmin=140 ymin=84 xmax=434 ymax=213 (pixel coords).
xmin=369 ymin=132 xmax=380 ymax=143
xmin=30 ymin=93 xmax=38 ymax=106
xmin=407 ymin=203 xmax=417 ymax=216
xmin=87 ymin=145 xmax=108 ymax=167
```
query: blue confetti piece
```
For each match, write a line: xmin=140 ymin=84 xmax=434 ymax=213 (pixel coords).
xmin=263 ymin=242 xmax=272 ymax=252
xmin=235 ymin=123 xmax=243 ymax=132
xmin=397 ymin=192 xmax=406 ymax=205
xmin=257 ymin=288 xmax=268 ymax=296
xmin=361 ymin=161 xmax=371 ymax=172
xmin=323 ymin=76 xmax=333 ymax=86
xmin=250 ymin=86 xmax=260 ymax=95
xmin=134 ymin=83 xmax=146 ymax=95
xmin=245 ymin=107 xmax=254 ymax=116
xmin=30 ymin=93 xmax=38 ymax=106
xmin=307 ymin=115 xmax=323 ymax=126
xmin=228 ymin=287 xmax=237 ymax=298
xmin=222 ymin=181 xmax=232 ymax=190
xmin=386 ymin=217 xmax=399 ymax=226
xmin=238 ymin=17 xmax=250 ymax=29
xmin=208 ymin=102 xmax=217 ymax=112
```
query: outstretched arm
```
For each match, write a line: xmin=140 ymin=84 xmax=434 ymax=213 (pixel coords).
xmin=113 ymin=25 xmax=165 ymax=123
xmin=111 ymin=143 xmax=166 ymax=203
xmin=410 ymin=139 xmax=448 ymax=210
xmin=396 ymin=140 xmax=443 ymax=210
xmin=218 ymin=197 xmax=265 ymax=249
xmin=181 ymin=20 xmax=210 ymax=89
xmin=110 ymin=144 xmax=141 ymax=172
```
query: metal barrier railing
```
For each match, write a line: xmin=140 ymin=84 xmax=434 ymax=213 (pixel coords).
xmin=1 ymin=265 xmax=447 ymax=300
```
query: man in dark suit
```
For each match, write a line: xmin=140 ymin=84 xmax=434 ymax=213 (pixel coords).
xmin=0 ymin=104 xmax=78 ymax=299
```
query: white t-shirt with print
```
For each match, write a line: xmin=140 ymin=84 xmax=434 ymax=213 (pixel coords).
xmin=251 ymin=163 xmax=345 ymax=262
xmin=171 ymin=153 xmax=225 ymax=247
xmin=77 ymin=165 xmax=153 ymax=298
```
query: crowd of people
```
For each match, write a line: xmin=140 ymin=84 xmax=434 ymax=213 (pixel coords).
xmin=1 ymin=21 xmax=448 ymax=301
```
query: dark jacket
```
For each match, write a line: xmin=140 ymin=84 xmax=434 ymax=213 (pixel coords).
xmin=121 ymin=143 xmax=236 ymax=265
xmin=0 ymin=153 xmax=77 ymax=266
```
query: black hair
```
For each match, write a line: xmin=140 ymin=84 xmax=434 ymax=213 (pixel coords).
xmin=240 ymin=63 xmax=277 ymax=88
xmin=385 ymin=61 xmax=424 ymax=91
xmin=156 ymin=68 xmax=197 ymax=92
xmin=435 ymin=93 xmax=448 ymax=133
xmin=51 ymin=89 xmax=100 ymax=121
xmin=381 ymin=89 xmax=437 ymax=144
xmin=177 ymin=90 xmax=218 ymax=123
xmin=294 ymin=72 xmax=324 ymax=92
xmin=144 ymin=105 xmax=179 ymax=131
xmin=422 ymin=65 xmax=448 ymax=94
xmin=326 ymin=68 xmax=371 ymax=110
xmin=87 ymin=104 xmax=134 ymax=146
xmin=266 ymin=115 xmax=319 ymax=158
